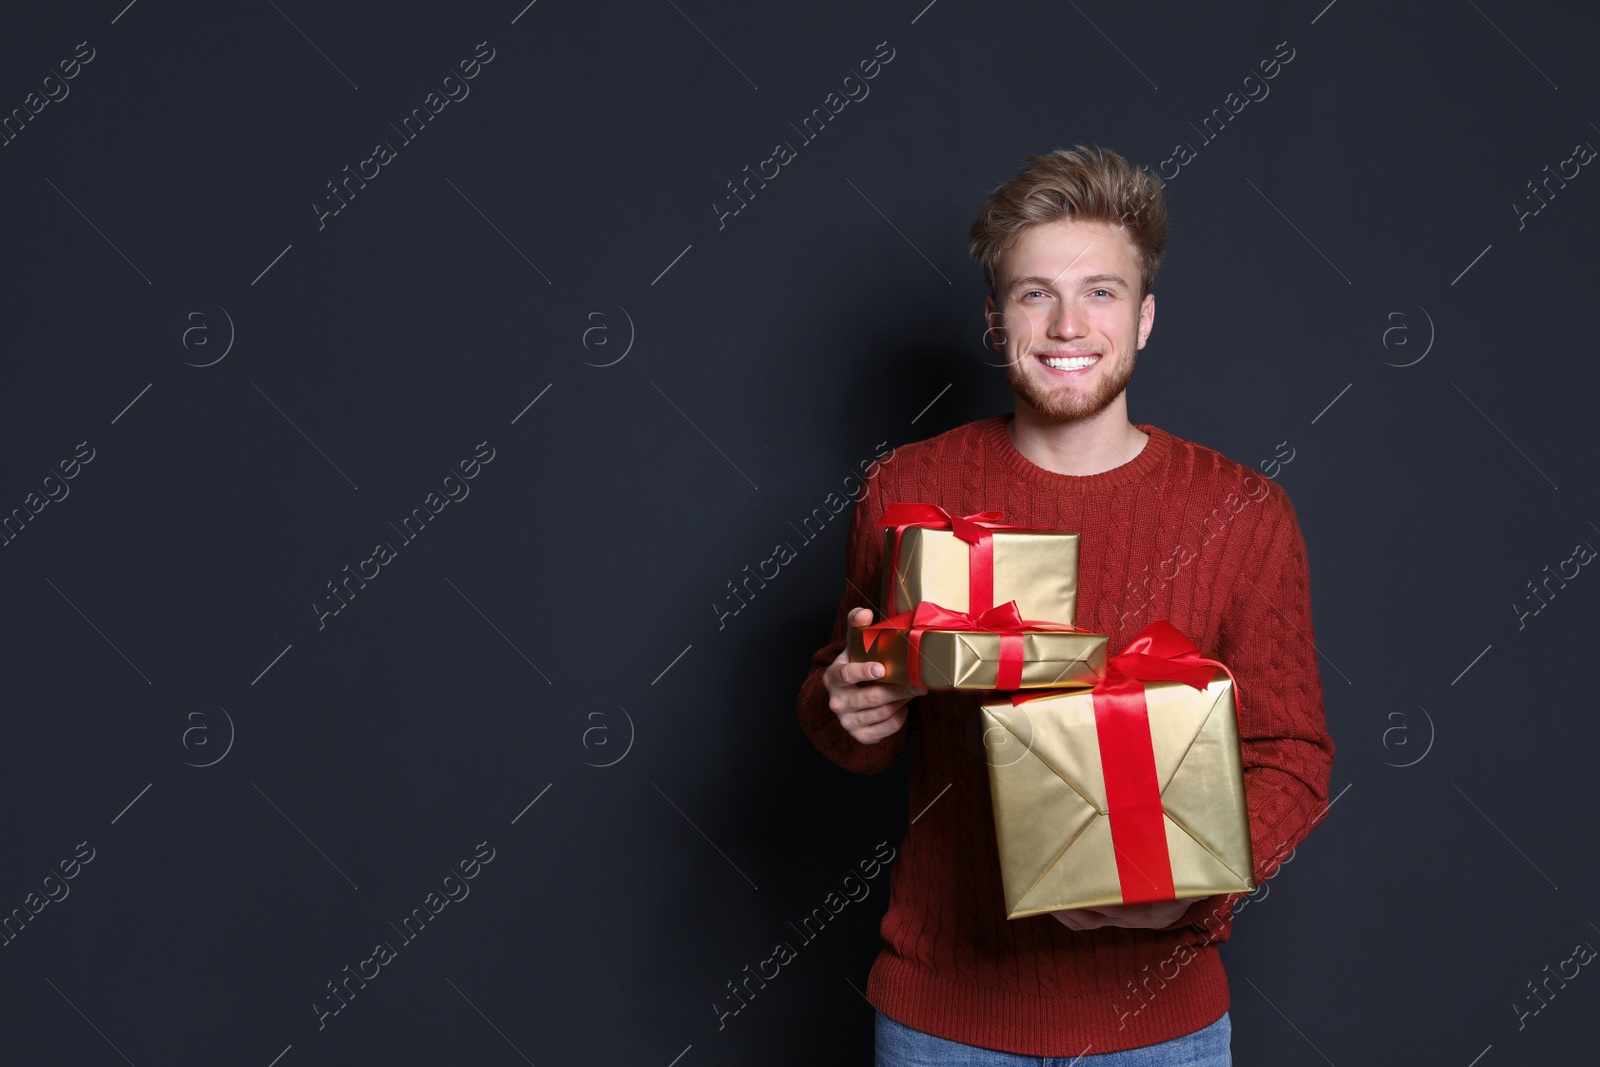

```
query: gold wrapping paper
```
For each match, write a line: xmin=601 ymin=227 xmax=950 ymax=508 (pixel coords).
xmin=979 ymin=676 xmax=1255 ymax=918
xmin=848 ymin=625 xmax=1107 ymax=690
xmin=883 ymin=528 xmax=1080 ymax=624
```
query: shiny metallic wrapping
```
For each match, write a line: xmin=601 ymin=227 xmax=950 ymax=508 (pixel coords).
xmin=979 ymin=676 xmax=1255 ymax=918
xmin=883 ymin=528 xmax=1080 ymax=623
xmin=849 ymin=626 xmax=1107 ymax=690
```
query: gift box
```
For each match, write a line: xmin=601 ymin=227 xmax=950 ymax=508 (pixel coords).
xmin=849 ymin=601 xmax=1106 ymax=691
xmin=879 ymin=503 xmax=1080 ymax=624
xmin=978 ymin=622 xmax=1255 ymax=918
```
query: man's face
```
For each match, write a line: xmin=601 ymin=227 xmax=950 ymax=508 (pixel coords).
xmin=984 ymin=217 xmax=1155 ymax=423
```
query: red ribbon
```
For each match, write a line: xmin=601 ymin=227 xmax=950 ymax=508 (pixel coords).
xmin=1010 ymin=621 xmax=1232 ymax=905
xmin=859 ymin=599 xmax=1085 ymax=690
xmin=878 ymin=503 xmax=1037 ymax=615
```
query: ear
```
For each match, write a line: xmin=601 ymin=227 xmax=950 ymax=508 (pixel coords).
xmin=984 ymin=292 xmax=1003 ymax=350
xmin=1136 ymin=291 xmax=1156 ymax=349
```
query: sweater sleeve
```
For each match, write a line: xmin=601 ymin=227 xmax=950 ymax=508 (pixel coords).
xmin=794 ymin=476 xmax=918 ymax=774
xmin=1213 ymin=484 xmax=1336 ymax=886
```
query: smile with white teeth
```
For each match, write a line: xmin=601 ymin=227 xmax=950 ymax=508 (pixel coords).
xmin=1040 ymin=353 xmax=1099 ymax=370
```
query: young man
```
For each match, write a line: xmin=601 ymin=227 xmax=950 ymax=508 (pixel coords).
xmin=795 ymin=146 xmax=1335 ymax=1065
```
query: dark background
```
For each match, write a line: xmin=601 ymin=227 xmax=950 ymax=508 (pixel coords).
xmin=1 ymin=0 xmax=1596 ymax=1063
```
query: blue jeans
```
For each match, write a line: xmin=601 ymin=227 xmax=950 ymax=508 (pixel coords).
xmin=874 ymin=1010 xmax=1230 ymax=1066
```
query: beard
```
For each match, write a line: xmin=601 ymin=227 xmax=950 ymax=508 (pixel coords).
xmin=1003 ymin=345 xmax=1138 ymax=423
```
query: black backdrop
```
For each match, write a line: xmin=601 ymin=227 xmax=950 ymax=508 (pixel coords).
xmin=2 ymin=1 xmax=1598 ymax=1063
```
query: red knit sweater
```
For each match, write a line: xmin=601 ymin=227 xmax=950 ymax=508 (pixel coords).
xmin=796 ymin=415 xmax=1335 ymax=1056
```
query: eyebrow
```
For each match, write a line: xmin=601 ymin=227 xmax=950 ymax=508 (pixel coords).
xmin=1008 ymin=273 xmax=1131 ymax=291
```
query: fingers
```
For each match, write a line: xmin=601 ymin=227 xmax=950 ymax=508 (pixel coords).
xmin=831 ymin=658 xmax=888 ymax=686
xmin=823 ymin=606 xmax=926 ymax=744
xmin=844 ymin=700 xmax=908 ymax=742
xmin=828 ymin=660 xmax=926 ymax=699
xmin=835 ymin=699 xmax=911 ymax=746
xmin=1053 ymin=902 xmax=1187 ymax=930
xmin=829 ymin=658 xmax=930 ymax=694
xmin=829 ymin=679 xmax=922 ymax=715
xmin=836 ymin=693 xmax=911 ymax=729
xmin=828 ymin=609 xmax=876 ymax=670
xmin=1052 ymin=906 xmax=1131 ymax=931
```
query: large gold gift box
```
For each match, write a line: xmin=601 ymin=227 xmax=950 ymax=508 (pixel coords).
xmin=849 ymin=624 xmax=1106 ymax=690
xmin=883 ymin=526 xmax=1080 ymax=624
xmin=979 ymin=675 xmax=1255 ymax=918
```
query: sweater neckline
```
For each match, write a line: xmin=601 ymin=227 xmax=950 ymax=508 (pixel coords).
xmin=979 ymin=413 xmax=1173 ymax=493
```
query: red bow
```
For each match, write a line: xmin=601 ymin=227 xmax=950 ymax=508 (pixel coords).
xmin=878 ymin=503 xmax=1037 ymax=615
xmin=861 ymin=599 xmax=1084 ymax=690
xmin=1011 ymin=621 xmax=1233 ymax=905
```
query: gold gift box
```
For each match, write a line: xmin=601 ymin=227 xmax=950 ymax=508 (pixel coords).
xmin=979 ymin=676 xmax=1255 ymax=918
xmin=849 ymin=625 xmax=1107 ymax=690
xmin=884 ymin=527 xmax=1080 ymax=624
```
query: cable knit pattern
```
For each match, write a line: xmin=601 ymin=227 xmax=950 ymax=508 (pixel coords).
xmin=795 ymin=415 xmax=1335 ymax=1056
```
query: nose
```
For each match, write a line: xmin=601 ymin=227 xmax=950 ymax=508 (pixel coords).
xmin=1047 ymin=297 xmax=1087 ymax=341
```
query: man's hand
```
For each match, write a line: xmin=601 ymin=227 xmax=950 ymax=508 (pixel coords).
xmin=823 ymin=608 xmax=927 ymax=744
xmin=1050 ymin=899 xmax=1191 ymax=932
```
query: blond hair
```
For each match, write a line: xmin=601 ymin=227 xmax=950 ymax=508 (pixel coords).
xmin=968 ymin=145 xmax=1168 ymax=298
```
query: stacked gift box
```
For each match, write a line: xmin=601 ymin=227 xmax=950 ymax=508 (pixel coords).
xmin=849 ymin=502 xmax=1256 ymax=919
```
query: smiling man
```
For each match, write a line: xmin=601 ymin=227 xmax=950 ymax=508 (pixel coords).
xmin=796 ymin=146 xmax=1335 ymax=1065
